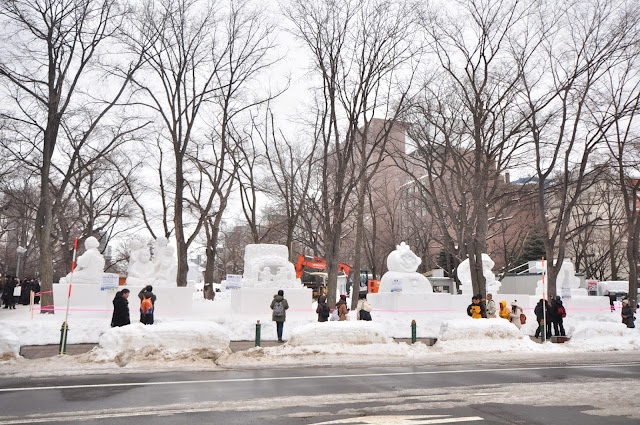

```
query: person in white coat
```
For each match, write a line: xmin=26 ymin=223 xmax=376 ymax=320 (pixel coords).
xmin=356 ymin=293 xmax=373 ymax=321
xmin=486 ymin=293 xmax=497 ymax=318
xmin=509 ymin=301 xmax=523 ymax=329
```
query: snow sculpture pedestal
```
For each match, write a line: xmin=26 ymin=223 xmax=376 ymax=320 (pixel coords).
xmin=369 ymin=242 xmax=434 ymax=312
xmin=229 ymin=244 xmax=311 ymax=314
xmin=456 ymin=253 xmax=500 ymax=295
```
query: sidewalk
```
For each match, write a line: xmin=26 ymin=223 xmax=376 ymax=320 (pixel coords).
xmin=20 ymin=338 xmax=439 ymax=359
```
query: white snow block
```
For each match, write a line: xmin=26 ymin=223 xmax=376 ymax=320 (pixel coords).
xmin=436 ymin=318 xmax=541 ymax=352
xmin=230 ymin=287 xmax=312 ymax=314
xmin=566 ymin=321 xmax=640 ymax=352
xmin=288 ymin=321 xmax=391 ymax=346
xmin=368 ymin=292 xmax=452 ymax=312
xmin=99 ymin=321 xmax=230 ymax=352
xmin=53 ymin=284 xmax=194 ymax=316
xmin=0 ymin=329 xmax=20 ymax=359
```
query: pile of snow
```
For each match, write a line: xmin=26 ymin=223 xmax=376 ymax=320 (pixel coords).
xmin=435 ymin=318 xmax=545 ymax=353
xmin=566 ymin=321 xmax=640 ymax=352
xmin=93 ymin=322 xmax=231 ymax=365
xmin=0 ymin=329 xmax=20 ymax=359
xmin=288 ymin=321 xmax=391 ymax=346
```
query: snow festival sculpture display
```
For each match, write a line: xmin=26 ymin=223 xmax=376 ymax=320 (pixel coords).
xmin=535 ymin=259 xmax=587 ymax=297
xmin=151 ymin=236 xmax=178 ymax=287
xmin=126 ymin=238 xmax=178 ymax=287
xmin=456 ymin=254 xmax=500 ymax=295
xmin=240 ymin=244 xmax=301 ymax=288
xmin=378 ymin=242 xmax=432 ymax=293
xmin=59 ymin=236 xmax=105 ymax=285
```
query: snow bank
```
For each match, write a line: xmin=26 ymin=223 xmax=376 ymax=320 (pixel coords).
xmin=0 ymin=329 xmax=20 ymax=359
xmin=565 ymin=321 xmax=640 ymax=352
xmin=99 ymin=322 xmax=230 ymax=352
xmin=435 ymin=318 xmax=545 ymax=353
xmin=288 ymin=321 xmax=391 ymax=346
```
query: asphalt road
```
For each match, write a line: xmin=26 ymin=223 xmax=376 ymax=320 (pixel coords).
xmin=0 ymin=359 xmax=639 ymax=424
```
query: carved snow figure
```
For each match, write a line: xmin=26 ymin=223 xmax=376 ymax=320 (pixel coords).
xmin=239 ymin=244 xmax=302 ymax=289
xmin=152 ymin=236 xmax=177 ymax=286
xmin=126 ymin=241 xmax=155 ymax=286
xmin=378 ymin=242 xmax=432 ymax=293
xmin=60 ymin=237 xmax=105 ymax=284
xmin=535 ymin=259 xmax=587 ymax=297
xmin=456 ymin=254 xmax=500 ymax=296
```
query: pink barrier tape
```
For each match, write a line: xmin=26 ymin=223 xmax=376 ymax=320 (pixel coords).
xmin=34 ymin=291 xmax=53 ymax=295
xmin=32 ymin=307 xmax=188 ymax=313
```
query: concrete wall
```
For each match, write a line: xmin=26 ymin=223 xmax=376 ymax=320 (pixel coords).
xmin=498 ymin=273 xmax=586 ymax=295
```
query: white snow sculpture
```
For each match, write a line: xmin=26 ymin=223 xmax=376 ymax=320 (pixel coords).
xmin=60 ymin=237 xmax=105 ymax=285
xmin=378 ymin=242 xmax=432 ymax=293
xmin=456 ymin=253 xmax=500 ymax=296
xmin=240 ymin=244 xmax=301 ymax=289
xmin=152 ymin=236 xmax=177 ymax=287
xmin=535 ymin=259 xmax=587 ymax=297
xmin=126 ymin=241 xmax=155 ymax=286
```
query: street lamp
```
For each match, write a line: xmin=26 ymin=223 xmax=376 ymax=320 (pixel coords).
xmin=16 ymin=246 xmax=27 ymax=280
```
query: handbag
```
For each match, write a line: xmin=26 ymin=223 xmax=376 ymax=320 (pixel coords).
xmin=519 ymin=313 xmax=527 ymax=324
xmin=13 ymin=286 xmax=21 ymax=297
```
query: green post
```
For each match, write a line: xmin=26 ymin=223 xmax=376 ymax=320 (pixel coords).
xmin=255 ymin=320 xmax=261 ymax=347
xmin=411 ymin=320 xmax=417 ymax=344
xmin=540 ymin=319 xmax=546 ymax=343
xmin=59 ymin=322 xmax=69 ymax=355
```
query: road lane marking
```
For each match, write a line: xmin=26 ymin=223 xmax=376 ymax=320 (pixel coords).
xmin=312 ymin=415 xmax=484 ymax=424
xmin=0 ymin=362 xmax=638 ymax=393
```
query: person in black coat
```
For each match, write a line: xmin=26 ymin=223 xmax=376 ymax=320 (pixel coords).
xmin=534 ymin=299 xmax=552 ymax=338
xmin=2 ymin=277 xmax=17 ymax=309
xmin=32 ymin=280 xmax=41 ymax=304
xmin=111 ymin=289 xmax=131 ymax=327
xmin=621 ymin=299 xmax=635 ymax=328
xmin=550 ymin=295 xmax=566 ymax=336
xmin=316 ymin=294 xmax=329 ymax=322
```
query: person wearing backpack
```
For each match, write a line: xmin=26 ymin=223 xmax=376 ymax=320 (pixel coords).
xmin=140 ymin=293 xmax=154 ymax=325
xmin=316 ymin=294 xmax=330 ymax=322
xmin=138 ymin=285 xmax=157 ymax=324
xmin=550 ymin=295 xmax=566 ymax=336
xmin=356 ymin=293 xmax=373 ymax=321
xmin=270 ymin=290 xmax=289 ymax=342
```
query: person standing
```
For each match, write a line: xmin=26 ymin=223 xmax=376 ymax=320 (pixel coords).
xmin=316 ymin=294 xmax=329 ymax=322
xmin=336 ymin=294 xmax=349 ymax=321
xmin=32 ymin=280 xmax=41 ymax=305
xmin=356 ymin=293 xmax=373 ymax=321
xmin=550 ymin=295 xmax=566 ymax=336
xmin=466 ymin=295 xmax=485 ymax=318
xmin=111 ymin=289 xmax=131 ymax=327
xmin=138 ymin=285 xmax=157 ymax=324
xmin=509 ymin=301 xmax=524 ymax=329
xmin=621 ymin=299 xmax=636 ymax=328
xmin=270 ymin=289 xmax=289 ymax=342
xmin=2 ymin=277 xmax=16 ymax=309
xmin=498 ymin=301 xmax=510 ymax=320
xmin=534 ymin=299 xmax=552 ymax=338
xmin=486 ymin=293 xmax=497 ymax=318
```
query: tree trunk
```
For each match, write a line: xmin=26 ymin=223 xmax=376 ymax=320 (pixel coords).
xmin=325 ymin=225 xmax=342 ymax=309
xmin=627 ymin=217 xmax=639 ymax=308
xmin=174 ymin=159 xmax=188 ymax=287
xmin=350 ymin=179 xmax=367 ymax=310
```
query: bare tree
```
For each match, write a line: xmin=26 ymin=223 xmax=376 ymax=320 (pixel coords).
xmin=284 ymin=0 xmax=419 ymax=308
xmin=128 ymin=0 xmax=278 ymax=285
xmin=522 ymin=0 xmax=640 ymax=297
xmin=0 ymin=0 xmax=146 ymax=311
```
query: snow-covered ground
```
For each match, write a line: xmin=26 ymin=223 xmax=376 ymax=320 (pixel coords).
xmin=0 ymin=292 xmax=638 ymax=375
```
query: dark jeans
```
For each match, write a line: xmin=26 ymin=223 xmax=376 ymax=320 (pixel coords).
xmin=276 ymin=321 xmax=284 ymax=341
xmin=553 ymin=320 xmax=566 ymax=337
xmin=140 ymin=313 xmax=154 ymax=325
xmin=534 ymin=320 xmax=552 ymax=338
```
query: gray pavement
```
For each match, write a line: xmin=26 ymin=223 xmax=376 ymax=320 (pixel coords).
xmin=0 ymin=357 xmax=638 ymax=424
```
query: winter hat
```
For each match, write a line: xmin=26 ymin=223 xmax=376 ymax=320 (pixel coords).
xmin=510 ymin=301 xmax=517 ymax=307
xmin=340 ymin=294 xmax=347 ymax=300
xmin=622 ymin=299 xmax=629 ymax=304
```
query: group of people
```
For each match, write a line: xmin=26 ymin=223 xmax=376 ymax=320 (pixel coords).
xmin=1 ymin=276 xmax=41 ymax=309
xmin=467 ymin=293 xmax=525 ymax=329
xmin=533 ymin=296 xmax=567 ymax=338
xmin=110 ymin=285 xmax=157 ymax=327
xmin=270 ymin=290 xmax=373 ymax=342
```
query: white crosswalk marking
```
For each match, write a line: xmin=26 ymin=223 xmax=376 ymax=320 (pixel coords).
xmin=312 ymin=414 xmax=484 ymax=424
